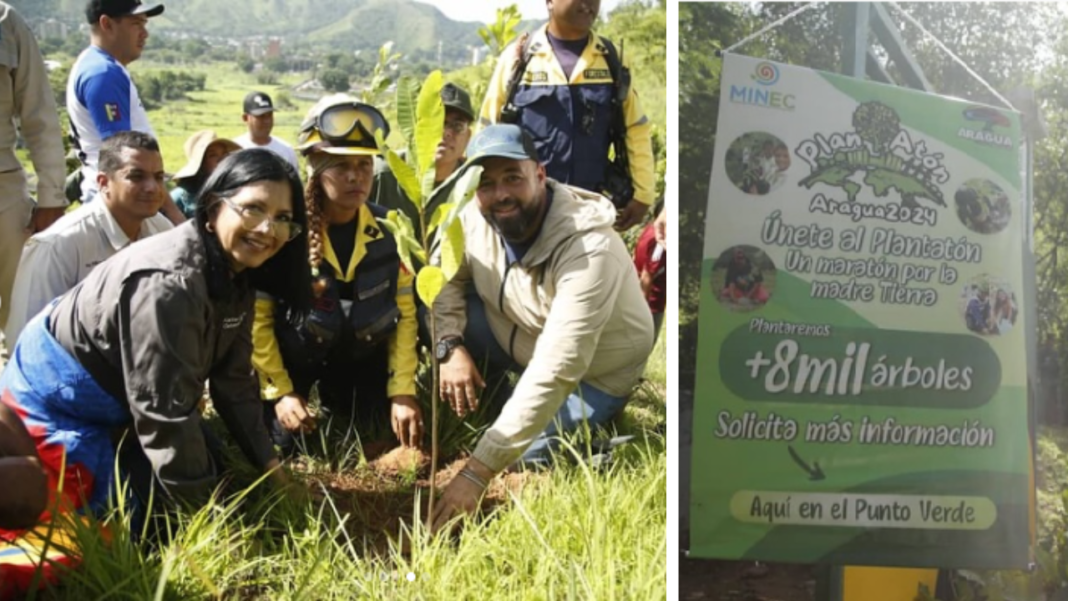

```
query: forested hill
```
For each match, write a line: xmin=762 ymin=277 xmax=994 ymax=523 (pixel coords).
xmin=7 ymin=0 xmax=544 ymax=55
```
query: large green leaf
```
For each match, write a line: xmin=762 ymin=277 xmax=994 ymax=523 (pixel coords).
xmin=405 ymin=242 xmax=426 ymax=269
xmin=415 ymin=71 xmax=445 ymax=177
xmin=505 ymin=13 xmax=521 ymax=35
xmin=386 ymin=149 xmax=422 ymax=210
xmin=420 ymin=169 xmax=437 ymax=201
xmin=416 ymin=265 xmax=446 ymax=306
xmin=395 ymin=76 xmax=420 ymax=151
xmin=408 ymin=240 xmax=427 ymax=266
xmin=431 ymin=166 xmax=480 ymax=279
xmin=440 ymin=217 xmax=465 ymax=282
xmin=432 ymin=165 xmax=482 ymax=248
xmin=427 ymin=202 xmax=455 ymax=238
xmin=377 ymin=210 xmax=417 ymax=275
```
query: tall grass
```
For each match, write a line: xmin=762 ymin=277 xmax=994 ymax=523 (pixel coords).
xmin=31 ymin=436 xmax=665 ymax=600
xmin=21 ymin=320 xmax=666 ymax=600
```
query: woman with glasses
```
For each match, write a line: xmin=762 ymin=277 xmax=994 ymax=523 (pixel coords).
xmin=0 ymin=148 xmax=312 ymax=532
xmin=251 ymin=94 xmax=423 ymax=456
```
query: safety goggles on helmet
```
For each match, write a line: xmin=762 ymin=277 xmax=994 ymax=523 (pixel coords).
xmin=297 ymin=101 xmax=390 ymax=156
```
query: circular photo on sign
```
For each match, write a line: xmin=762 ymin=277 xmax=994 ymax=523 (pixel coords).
xmin=959 ymin=274 xmax=1018 ymax=336
xmin=954 ymin=179 xmax=1011 ymax=235
xmin=712 ymin=245 xmax=776 ymax=312
xmin=725 ymin=132 xmax=791 ymax=196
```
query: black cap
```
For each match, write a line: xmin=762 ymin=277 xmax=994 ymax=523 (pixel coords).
xmin=243 ymin=91 xmax=275 ymax=116
xmin=441 ymin=83 xmax=475 ymax=122
xmin=86 ymin=0 xmax=164 ymax=24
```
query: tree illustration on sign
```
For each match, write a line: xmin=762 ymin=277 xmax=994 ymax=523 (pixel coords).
xmin=799 ymin=101 xmax=947 ymax=208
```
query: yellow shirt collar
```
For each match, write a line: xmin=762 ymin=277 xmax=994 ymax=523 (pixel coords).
xmin=321 ymin=203 xmax=384 ymax=282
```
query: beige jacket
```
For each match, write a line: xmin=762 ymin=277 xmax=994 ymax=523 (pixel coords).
xmin=434 ymin=180 xmax=654 ymax=472
xmin=0 ymin=3 xmax=65 ymax=210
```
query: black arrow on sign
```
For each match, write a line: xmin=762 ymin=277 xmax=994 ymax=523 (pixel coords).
xmin=788 ymin=445 xmax=825 ymax=481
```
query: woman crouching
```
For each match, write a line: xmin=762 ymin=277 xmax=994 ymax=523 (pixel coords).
xmin=252 ymin=95 xmax=423 ymax=455
xmin=0 ymin=148 xmax=312 ymax=528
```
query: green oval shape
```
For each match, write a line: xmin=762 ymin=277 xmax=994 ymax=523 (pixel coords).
xmin=719 ymin=325 xmax=1001 ymax=408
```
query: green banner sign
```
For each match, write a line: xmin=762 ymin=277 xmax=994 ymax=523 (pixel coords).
xmin=690 ymin=54 xmax=1030 ymax=568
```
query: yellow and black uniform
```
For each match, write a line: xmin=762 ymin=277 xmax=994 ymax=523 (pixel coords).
xmin=251 ymin=202 xmax=417 ymax=449
xmin=480 ymin=25 xmax=656 ymax=207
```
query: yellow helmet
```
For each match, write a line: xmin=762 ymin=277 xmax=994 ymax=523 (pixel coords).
xmin=296 ymin=93 xmax=390 ymax=156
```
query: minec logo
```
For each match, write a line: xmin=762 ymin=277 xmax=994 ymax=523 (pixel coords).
xmin=751 ymin=62 xmax=779 ymax=85
xmin=729 ymin=61 xmax=795 ymax=111
xmin=958 ymin=106 xmax=1014 ymax=149
xmin=254 ymin=95 xmax=269 ymax=107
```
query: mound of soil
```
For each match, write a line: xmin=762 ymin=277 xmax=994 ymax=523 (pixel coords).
xmin=302 ymin=453 xmax=549 ymax=555
xmin=373 ymin=446 xmax=430 ymax=476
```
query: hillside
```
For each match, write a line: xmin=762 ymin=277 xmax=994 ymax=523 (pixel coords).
xmin=302 ymin=0 xmax=478 ymax=54
xmin=7 ymin=0 xmax=544 ymax=56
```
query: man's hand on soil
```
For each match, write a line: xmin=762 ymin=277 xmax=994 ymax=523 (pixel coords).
xmin=439 ymin=347 xmax=485 ymax=417
xmin=429 ymin=459 xmax=494 ymax=535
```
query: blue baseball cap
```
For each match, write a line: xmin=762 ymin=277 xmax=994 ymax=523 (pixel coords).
xmin=465 ymin=124 xmax=539 ymax=167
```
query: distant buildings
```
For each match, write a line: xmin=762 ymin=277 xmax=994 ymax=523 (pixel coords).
xmin=242 ymin=37 xmax=283 ymax=60
xmin=266 ymin=38 xmax=282 ymax=59
xmin=470 ymin=46 xmax=485 ymax=66
xmin=26 ymin=12 xmax=492 ymax=73
xmin=35 ymin=19 xmax=68 ymax=40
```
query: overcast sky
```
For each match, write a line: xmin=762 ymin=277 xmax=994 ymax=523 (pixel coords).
xmin=415 ymin=0 xmax=624 ymax=24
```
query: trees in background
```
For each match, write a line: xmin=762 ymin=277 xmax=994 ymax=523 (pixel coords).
xmin=318 ymin=69 xmax=349 ymax=93
xmin=679 ymin=3 xmax=745 ymax=389
xmin=132 ymin=71 xmax=207 ymax=108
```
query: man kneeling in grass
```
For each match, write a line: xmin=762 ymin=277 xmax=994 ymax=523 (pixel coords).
xmin=429 ymin=125 xmax=654 ymax=533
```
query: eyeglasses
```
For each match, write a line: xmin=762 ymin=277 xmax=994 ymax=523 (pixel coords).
xmin=220 ymin=197 xmax=303 ymax=242
xmin=443 ymin=118 xmax=470 ymax=135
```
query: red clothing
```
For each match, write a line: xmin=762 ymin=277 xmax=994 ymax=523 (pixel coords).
xmin=633 ymin=222 xmax=666 ymax=313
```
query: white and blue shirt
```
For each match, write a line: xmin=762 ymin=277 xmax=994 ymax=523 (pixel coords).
xmin=66 ymin=45 xmax=155 ymax=201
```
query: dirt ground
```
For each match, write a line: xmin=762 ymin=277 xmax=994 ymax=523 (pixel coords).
xmin=302 ymin=447 xmax=547 ymax=554
xmin=680 ymin=557 xmax=815 ymax=601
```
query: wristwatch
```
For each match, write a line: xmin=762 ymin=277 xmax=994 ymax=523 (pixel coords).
xmin=435 ymin=336 xmax=464 ymax=362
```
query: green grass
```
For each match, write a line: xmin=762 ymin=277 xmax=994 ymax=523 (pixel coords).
xmin=21 ymin=323 xmax=666 ymax=600
xmin=133 ymin=61 xmax=314 ymax=177
xmin=39 ymin=440 xmax=665 ymax=600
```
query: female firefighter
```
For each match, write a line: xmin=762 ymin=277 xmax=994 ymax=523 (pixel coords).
xmin=252 ymin=95 xmax=423 ymax=455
